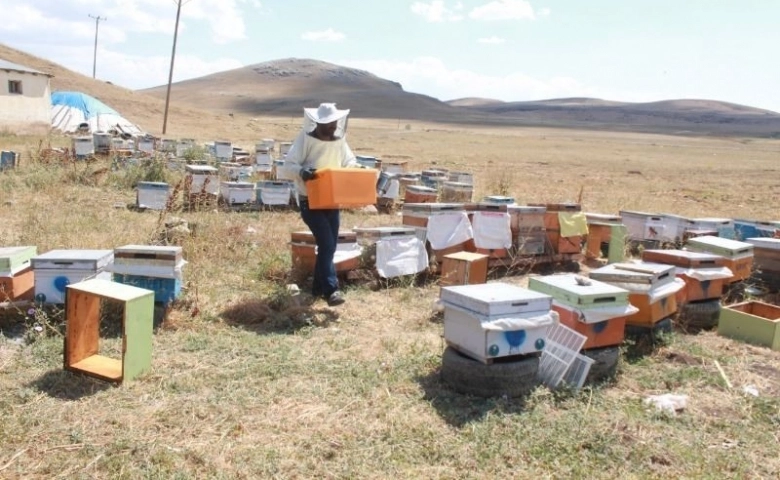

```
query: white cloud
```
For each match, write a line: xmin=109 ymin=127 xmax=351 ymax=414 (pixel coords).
xmin=301 ymin=28 xmax=346 ymax=42
xmin=478 ymin=36 xmax=506 ymax=44
xmin=411 ymin=1 xmax=464 ymax=23
xmin=469 ymin=0 xmax=537 ymax=21
xmin=339 ymin=57 xmax=599 ymax=102
xmin=538 ymin=7 xmax=551 ymax=17
xmin=0 ymin=0 xmax=248 ymax=45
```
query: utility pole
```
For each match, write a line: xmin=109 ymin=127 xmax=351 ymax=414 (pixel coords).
xmin=162 ymin=0 xmax=186 ymax=135
xmin=88 ymin=14 xmax=106 ymax=79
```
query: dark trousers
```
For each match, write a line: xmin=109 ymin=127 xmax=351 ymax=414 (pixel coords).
xmin=299 ymin=198 xmax=340 ymax=297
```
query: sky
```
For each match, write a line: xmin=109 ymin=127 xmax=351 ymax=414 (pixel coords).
xmin=0 ymin=0 xmax=778 ymax=113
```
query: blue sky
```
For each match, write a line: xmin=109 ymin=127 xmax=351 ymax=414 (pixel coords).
xmin=1 ymin=0 xmax=778 ymax=113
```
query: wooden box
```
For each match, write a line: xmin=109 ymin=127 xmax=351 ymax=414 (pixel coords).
xmin=440 ymin=252 xmax=488 ymax=286
xmin=306 ymin=168 xmax=378 ymax=209
xmin=0 ymin=267 xmax=34 ymax=301
xmin=64 ymin=279 xmax=154 ymax=383
xmin=585 ymin=223 xmax=615 ymax=259
xmin=746 ymin=238 xmax=780 ymax=273
xmin=440 ymin=182 xmax=473 ymax=203
xmin=552 ymin=303 xmax=626 ymax=349
xmin=290 ymin=231 xmax=360 ymax=273
xmin=625 ymin=291 xmax=678 ymax=326
xmin=718 ymin=301 xmax=780 ymax=351
xmin=404 ymin=185 xmax=438 ymax=204
xmin=515 ymin=229 xmax=547 ymax=255
xmin=542 ymin=211 xmax=583 ymax=254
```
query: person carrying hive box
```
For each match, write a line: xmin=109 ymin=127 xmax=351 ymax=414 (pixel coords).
xmin=283 ymin=103 xmax=374 ymax=306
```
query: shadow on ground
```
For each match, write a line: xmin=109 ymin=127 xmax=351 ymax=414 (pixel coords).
xmin=220 ymin=293 xmax=340 ymax=334
xmin=29 ymin=369 xmax=113 ymax=400
xmin=415 ymin=368 xmax=531 ymax=428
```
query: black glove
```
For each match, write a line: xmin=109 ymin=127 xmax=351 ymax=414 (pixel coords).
xmin=299 ymin=168 xmax=317 ymax=182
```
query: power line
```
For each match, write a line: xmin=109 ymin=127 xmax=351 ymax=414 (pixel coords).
xmin=88 ymin=14 xmax=107 ymax=79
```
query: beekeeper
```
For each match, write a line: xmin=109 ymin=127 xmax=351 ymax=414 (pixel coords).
xmin=284 ymin=103 xmax=361 ymax=306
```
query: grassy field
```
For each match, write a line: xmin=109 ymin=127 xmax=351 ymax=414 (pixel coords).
xmin=1 ymin=120 xmax=779 ymax=479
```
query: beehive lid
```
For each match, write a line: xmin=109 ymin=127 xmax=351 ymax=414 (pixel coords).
xmin=529 ymin=202 xmax=581 ymax=212
xmin=686 ymin=235 xmax=753 ymax=258
xmin=114 ymin=245 xmax=182 ymax=262
xmin=589 ymin=262 xmax=676 ymax=286
xmin=527 ymin=274 xmax=630 ymax=308
xmin=745 ymin=238 xmax=780 ymax=250
xmin=257 ymin=180 xmax=291 ymax=189
xmin=440 ymin=282 xmax=552 ymax=317
xmin=405 ymin=185 xmax=437 ymax=193
xmin=0 ymin=246 xmax=37 ymax=273
xmin=482 ymin=195 xmax=515 ymax=205
xmin=137 ymin=181 xmax=169 ymax=189
xmin=185 ymin=165 xmax=218 ymax=173
xmin=221 ymin=181 xmax=255 ymax=189
xmin=470 ymin=202 xmax=508 ymax=212
xmin=353 ymin=226 xmax=417 ymax=237
xmin=402 ymin=203 xmax=464 ymax=213
xmin=641 ymin=249 xmax=727 ymax=268
xmin=585 ymin=212 xmax=623 ymax=223
xmin=32 ymin=249 xmax=113 ymax=270
xmin=290 ymin=230 xmax=357 ymax=244
xmin=507 ymin=205 xmax=546 ymax=214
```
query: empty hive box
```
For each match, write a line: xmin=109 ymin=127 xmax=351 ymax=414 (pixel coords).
xmin=136 ymin=182 xmax=171 ymax=211
xmin=64 ymin=279 xmax=154 ymax=383
xmin=439 ymin=282 xmax=556 ymax=363
xmin=718 ymin=301 xmax=780 ymax=351
xmin=306 ymin=168 xmax=378 ymax=209
xmin=440 ymin=252 xmax=489 ymax=286
xmin=528 ymin=273 xmax=635 ymax=349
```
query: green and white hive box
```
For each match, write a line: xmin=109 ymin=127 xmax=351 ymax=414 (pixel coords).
xmin=0 ymin=246 xmax=37 ymax=274
xmin=686 ymin=235 xmax=753 ymax=259
xmin=440 ymin=282 xmax=556 ymax=362
xmin=527 ymin=273 xmax=630 ymax=309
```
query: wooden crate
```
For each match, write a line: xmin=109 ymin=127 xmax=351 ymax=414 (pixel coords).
xmin=552 ymin=304 xmax=625 ymax=349
xmin=718 ymin=301 xmax=780 ymax=350
xmin=64 ymin=279 xmax=154 ymax=383
xmin=440 ymin=252 xmax=488 ymax=286
xmin=0 ymin=267 xmax=34 ymax=301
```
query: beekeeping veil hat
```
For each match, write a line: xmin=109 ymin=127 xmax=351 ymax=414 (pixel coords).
xmin=302 ymin=102 xmax=350 ymax=137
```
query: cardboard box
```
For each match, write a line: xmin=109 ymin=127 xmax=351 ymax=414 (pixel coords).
xmin=718 ymin=301 xmax=780 ymax=350
xmin=306 ymin=168 xmax=378 ymax=209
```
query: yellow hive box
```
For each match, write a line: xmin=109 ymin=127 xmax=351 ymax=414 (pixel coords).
xmin=307 ymin=168 xmax=378 ymax=209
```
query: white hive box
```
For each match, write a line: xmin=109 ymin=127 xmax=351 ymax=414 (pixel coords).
xmin=136 ymin=181 xmax=171 ymax=210
xmin=588 ymin=262 xmax=676 ymax=289
xmin=440 ymin=283 xmax=556 ymax=363
xmin=31 ymin=249 xmax=114 ymax=304
xmin=528 ymin=274 xmax=630 ymax=311
xmin=185 ymin=165 xmax=219 ymax=195
xmin=176 ymin=138 xmax=196 ymax=157
xmin=255 ymin=144 xmax=273 ymax=172
xmin=214 ymin=140 xmax=233 ymax=160
xmin=0 ymin=246 xmax=37 ymax=274
xmin=352 ymin=226 xmax=418 ymax=246
xmin=618 ymin=210 xmax=668 ymax=242
xmin=686 ymin=218 xmax=736 ymax=239
xmin=256 ymin=180 xmax=293 ymax=205
xmin=160 ymin=139 xmax=177 ymax=153
xmin=137 ymin=137 xmax=155 ymax=154
xmin=112 ymin=245 xmax=184 ymax=278
xmin=220 ymin=181 xmax=255 ymax=205
xmin=686 ymin=236 xmax=753 ymax=260
xmin=72 ymin=136 xmax=95 ymax=156
xmin=280 ymin=142 xmax=293 ymax=157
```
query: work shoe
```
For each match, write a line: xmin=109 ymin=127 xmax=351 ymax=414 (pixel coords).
xmin=327 ymin=290 xmax=346 ymax=306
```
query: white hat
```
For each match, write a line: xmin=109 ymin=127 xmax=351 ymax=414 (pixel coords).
xmin=304 ymin=103 xmax=350 ymax=124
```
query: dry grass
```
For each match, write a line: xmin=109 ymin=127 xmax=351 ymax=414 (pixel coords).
xmin=1 ymin=121 xmax=780 ymax=479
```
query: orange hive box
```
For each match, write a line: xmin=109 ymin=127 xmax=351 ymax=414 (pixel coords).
xmin=642 ymin=249 xmax=729 ymax=303
xmin=290 ymin=231 xmax=360 ymax=273
xmin=306 ymin=168 xmax=378 ymax=209
xmin=0 ymin=267 xmax=35 ymax=301
xmin=552 ymin=303 xmax=626 ymax=349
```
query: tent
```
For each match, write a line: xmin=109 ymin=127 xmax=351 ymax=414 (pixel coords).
xmin=51 ymin=91 xmax=144 ymax=135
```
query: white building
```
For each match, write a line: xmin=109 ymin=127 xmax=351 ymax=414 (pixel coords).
xmin=0 ymin=59 xmax=53 ymax=134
